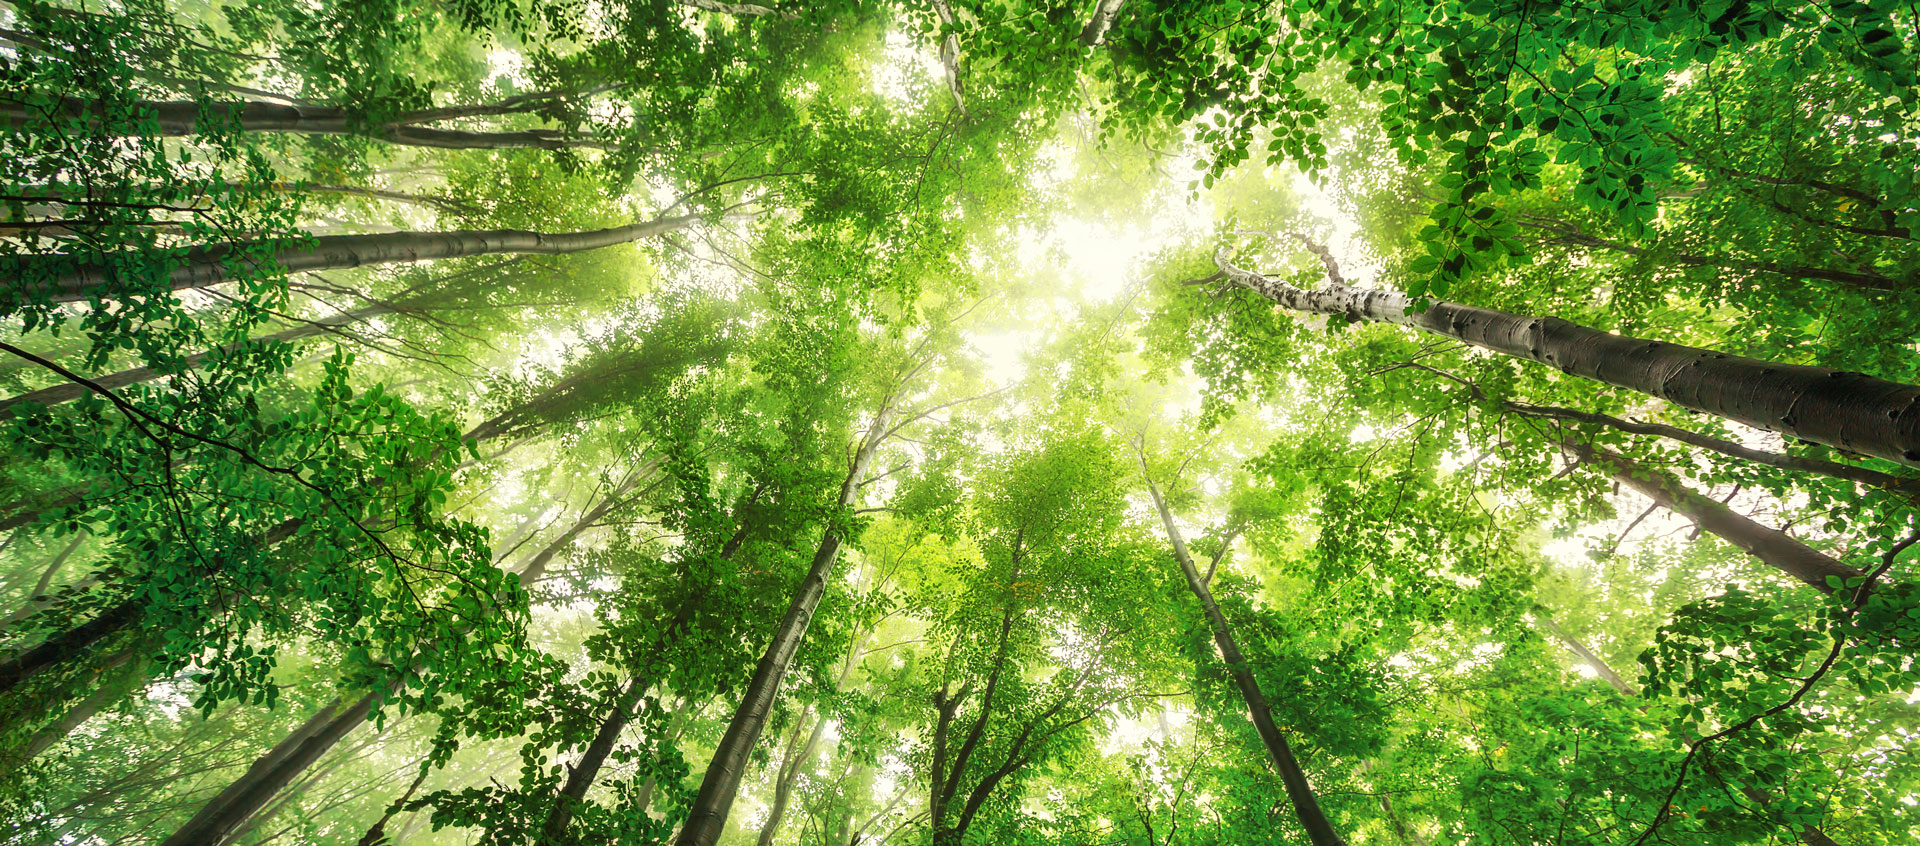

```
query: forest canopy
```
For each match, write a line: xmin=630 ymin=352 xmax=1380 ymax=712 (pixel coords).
xmin=1 ymin=0 xmax=1918 ymax=844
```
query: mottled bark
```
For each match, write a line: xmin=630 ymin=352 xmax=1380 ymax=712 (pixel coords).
xmin=160 ymin=692 xmax=378 ymax=846
xmin=1076 ymin=0 xmax=1130 ymax=45
xmin=1138 ymin=449 xmax=1347 ymax=846
xmin=674 ymin=410 xmax=890 ymax=846
xmin=1565 ymin=439 xmax=1864 ymax=593
xmin=35 ymin=213 xmax=698 ymax=304
xmin=679 ymin=0 xmax=796 ymax=17
xmin=1216 ymin=249 xmax=1920 ymax=467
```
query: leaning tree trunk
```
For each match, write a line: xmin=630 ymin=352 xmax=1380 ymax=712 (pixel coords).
xmin=159 ymin=693 xmax=380 ymax=846
xmin=32 ymin=213 xmax=698 ymax=304
xmin=0 ymin=97 xmax=606 ymax=150
xmin=1214 ymin=249 xmax=1920 ymax=468
xmin=673 ymin=411 xmax=890 ymax=846
xmin=1138 ymin=453 xmax=1348 ymax=846
xmin=1562 ymin=438 xmax=1865 ymax=593
xmin=162 ymin=474 xmax=654 ymax=846
xmin=0 ymin=303 xmax=386 ymax=416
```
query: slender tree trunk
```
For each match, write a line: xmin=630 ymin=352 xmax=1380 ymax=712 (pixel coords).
xmin=159 ymin=692 xmax=379 ymax=846
xmin=1536 ymin=610 xmax=1636 ymax=696
xmin=1215 ymin=249 xmax=1920 ymax=467
xmin=1517 ymin=215 xmax=1908 ymax=292
xmin=0 ymin=97 xmax=606 ymax=150
xmin=1563 ymin=439 xmax=1865 ymax=592
xmin=678 ymin=0 xmax=796 ymax=17
xmin=163 ymin=476 xmax=651 ymax=846
xmin=1502 ymin=401 xmax=1920 ymax=496
xmin=355 ymin=759 xmax=433 ymax=846
xmin=5 ymin=531 xmax=84 ymax=620
xmin=34 ymin=213 xmax=698 ymax=304
xmin=1137 ymin=449 xmax=1347 ymax=846
xmin=758 ymin=631 xmax=866 ymax=846
xmin=673 ymin=411 xmax=890 ymax=846
xmin=0 ymin=305 xmax=385 ymax=415
xmin=540 ymin=676 xmax=655 ymax=844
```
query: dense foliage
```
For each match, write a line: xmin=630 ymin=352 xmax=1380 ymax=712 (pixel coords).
xmin=1 ymin=0 xmax=1916 ymax=844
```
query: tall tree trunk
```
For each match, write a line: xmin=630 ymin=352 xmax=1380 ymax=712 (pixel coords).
xmin=35 ymin=213 xmax=698 ymax=304
xmin=758 ymin=631 xmax=867 ymax=846
xmin=160 ymin=692 xmax=380 ymax=846
xmin=1563 ymin=439 xmax=1864 ymax=592
xmin=1137 ymin=449 xmax=1348 ymax=846
xmin=162 ymin=476 xmax=652 ymax=846
xmin=1214 ymin=249 xmax=1920 ymax=468
xmin=0 ymin=97 xmax=607 ymax=150
xmin=539 ymin=676 xmax=655 ymax=844
xmin=0 ymin=305 xmax=385 ymax=415
xmin=673 ymin=410 xmax=890 ymax=846
xmin=1500 ymin=400 xmax=1920 ymax=496
xmin=0 ymin=596 xmax=141 ymax=695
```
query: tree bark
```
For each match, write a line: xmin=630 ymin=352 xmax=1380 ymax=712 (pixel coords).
xmin=0 ymin=97 xmax=607 ymax=150
xmin=679 ymin=0 xmax=796 ymax=17
xmin=0 ymin=596 xmax=141 ymax=696
xmin=1215 ymin=249 xmax=1920 ymax=467
xmin=160 ymin=692 xmax=379 ymax=846
xmin=33 ymin=213 xmax=699 ymax=304
xmin=1137 ymin=449 xmax=1348 ymax=846
xmin=1502 ymin=401 xmax=1920 ymax=496
xmin=163 ymin=477 xmax=652 ymax=846
xmin=673 ymin=410 xmax=890 ymax=846
xmin=540 ymin=676 xmax=655 ymax=844
xmin=1076 ymin=0 xmax=1130 ymax=46
xmin=1563 ymin=439 xmax=1865 ymax=593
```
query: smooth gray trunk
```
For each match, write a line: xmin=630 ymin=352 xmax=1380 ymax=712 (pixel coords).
xmin=673 ymin=411 xmax=890 ymax=846
xmin=1 ymin=97 xmax=603 ymax=150
xmin=35 ymin=214 xmax=698 ymax=304
xmin=160 ymin=692 xmax=378 ymax=846
xmin=1138 ymin=451 xmax=1347 ymax=846
xmin=1564 ymin=439 xmax=1864 ymax=592
xmin=1216 ymin=250 xmax=1920 ymax=468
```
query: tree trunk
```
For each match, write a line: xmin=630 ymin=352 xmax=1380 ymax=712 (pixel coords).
xmin=160 ymin=692 xmax=379 ymax=846
xmin=1215 ymin=250 xmax=1920 ymax=468
xmin=35 ymin=214 xmax=698 ymax=304
xmin=1138 ymin=451 xmax=1348 ymax=846
xmin=1503 ymin=401 xmax=1920 ymax=496
xmin=4 ymin=639 xmax=148 ymax=768
xmin=1536 ymin=610 xmax=1636 ymax=696
xmin=673 ymin=411 xmax=890 ymax=846
xmin=0 ymin=304 xmax=385 ymax=415
xmin=0 ymin=596 xmax=141 ymax=696
xmin=1076 ymin=0 xmax=1130 ymax=45
xmin=758 ymin=630 xmax=866 ymax=846
xmin=1563 ymin=439 xmax=1865 ymax=593
xmin=4 ymin=531 xmax=85 ymax=621
xmin=0 ymin=97 xmax=606 ymax=150
xmin=539 ymin=676 xmax=654 ymax=844
xmin=163 ymin=478 xmax=649 ymax=846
